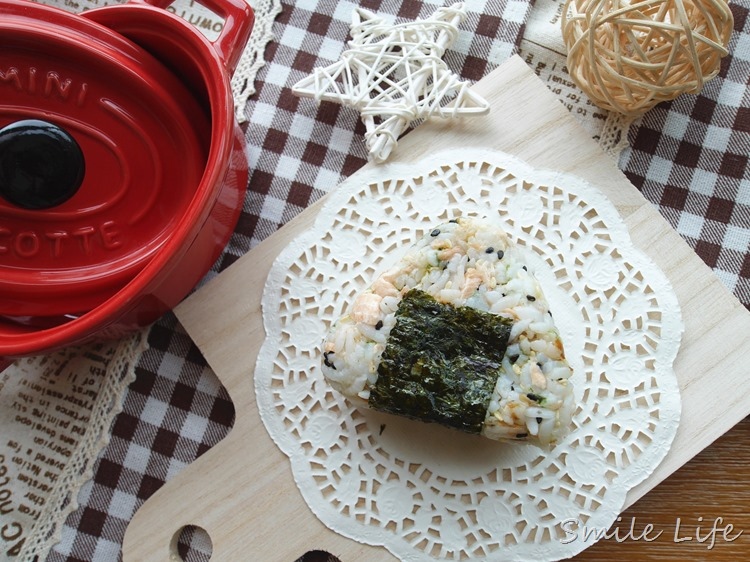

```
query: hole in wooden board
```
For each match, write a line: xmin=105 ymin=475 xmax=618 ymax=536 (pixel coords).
xmin=173 ymin=524 xmax=213 ymax=561
xmin=294 ymin=550 xmax=343 ymax=562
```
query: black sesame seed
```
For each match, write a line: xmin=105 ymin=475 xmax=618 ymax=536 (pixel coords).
xmin=509 ymin=355 xmax=519 ymax=363
xmin=527 ymin=393 xmax=543 ymax=402
xmin=375 ymin=320 xmax=383 ymax=330
xmin=485 ymin=247 xmax=495 ymax=254
xmin=536 ymin=417 xmax=543 ymax=424
xmin=516 ymin=433 xmax=528 ymax=439
xmin=430 ymin=229 xmax=440 ymax=237
xmin=527 ymin=295 xmax=536 ymax=301
xmin=523 ymin=266 xmax=528 ymax=271
xmin=497 ymin=250 xmax=505 ymax=260
xmin=323 ymin=351 xmax=336 ymax=369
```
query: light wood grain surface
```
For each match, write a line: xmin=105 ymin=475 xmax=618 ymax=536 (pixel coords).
xmin=576 ymin=416 xmax=750 ymax=560
xmin=122 ymin=55 xmax=750 ymax=561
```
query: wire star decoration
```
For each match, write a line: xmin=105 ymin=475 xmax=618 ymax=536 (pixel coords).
xmin=292 ymin=2 xmax=489 ymax=163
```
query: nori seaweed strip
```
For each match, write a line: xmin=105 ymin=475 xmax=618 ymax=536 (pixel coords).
xmin=369 ymin=289 xmax=512 ymax=434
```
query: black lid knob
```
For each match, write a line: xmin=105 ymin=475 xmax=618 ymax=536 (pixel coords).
xmin=0 ymin=119 xmax=85 ymax=210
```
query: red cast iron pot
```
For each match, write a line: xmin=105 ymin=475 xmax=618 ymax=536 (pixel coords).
xmin=0 ymin=0 xmax=254 ymax=365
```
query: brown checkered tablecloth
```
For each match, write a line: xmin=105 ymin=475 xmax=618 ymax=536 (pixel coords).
xmin=46 ymin=1 xmax=749 ymax=561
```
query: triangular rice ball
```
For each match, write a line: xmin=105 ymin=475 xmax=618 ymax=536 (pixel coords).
xmin=321 ymin=217 xmax=574 ymax=446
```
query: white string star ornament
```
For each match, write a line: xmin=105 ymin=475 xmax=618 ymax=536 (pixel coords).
xmin=292 ymin=2 xmax=490 ymax=163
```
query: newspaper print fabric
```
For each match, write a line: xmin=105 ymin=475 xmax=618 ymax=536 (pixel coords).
xmin=44 ymin=0 xmax=748 ymax=561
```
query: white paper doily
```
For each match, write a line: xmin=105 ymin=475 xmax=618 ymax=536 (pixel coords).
xmin=255 ymin=149 xmax=683 ymax=561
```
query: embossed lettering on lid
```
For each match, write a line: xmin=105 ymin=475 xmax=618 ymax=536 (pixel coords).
xmin=0 ymin=2 xmax=210 ymax=319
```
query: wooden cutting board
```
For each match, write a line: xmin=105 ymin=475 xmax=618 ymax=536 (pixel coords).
xmin=122 ymin=56 xmax=750 ymax=561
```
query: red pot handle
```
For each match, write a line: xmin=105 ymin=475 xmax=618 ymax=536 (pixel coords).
xmin=130 ymin=0 xmax=254 ymax=75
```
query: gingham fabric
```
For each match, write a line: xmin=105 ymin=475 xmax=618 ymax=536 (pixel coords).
xmin=621 ymin=3 xmax=750 ymax=307
xmin=47 ymin=1 xmax=749 ymax=561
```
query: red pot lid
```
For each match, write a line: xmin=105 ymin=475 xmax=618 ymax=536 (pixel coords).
xmin=0 ymin=1 xmax=210 ymax=318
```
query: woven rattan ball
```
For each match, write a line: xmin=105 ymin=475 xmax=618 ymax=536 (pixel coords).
xmin=561 ymin=0 xmax=734 ymax=116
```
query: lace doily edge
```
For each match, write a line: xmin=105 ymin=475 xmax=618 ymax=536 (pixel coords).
xmin=17 ymin=328 xmax=151 ymax=561
xmin=232 ymin=0 xmax=283 ymax=123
